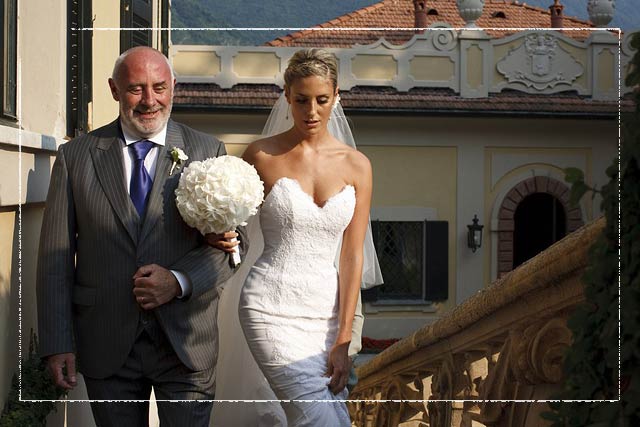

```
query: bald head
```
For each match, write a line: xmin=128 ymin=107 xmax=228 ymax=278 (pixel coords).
xmin=111 ymin=46 xmax=175 ymax=82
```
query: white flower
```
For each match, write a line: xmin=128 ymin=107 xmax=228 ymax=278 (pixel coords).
xmin=169 ymin=147 xmax=189 ymax=175
xmin=174 ymin=155 xmax=264 ymax=235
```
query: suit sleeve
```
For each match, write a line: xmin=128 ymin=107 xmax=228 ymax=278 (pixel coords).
xmin=36 ymin=145 xmax=77 ymax=357
xmin=170 ymin=136 xmax=250 ymax=299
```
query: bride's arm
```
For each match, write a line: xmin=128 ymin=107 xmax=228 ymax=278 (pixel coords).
xmin=327 ymin=152 xmax=373 ymax=394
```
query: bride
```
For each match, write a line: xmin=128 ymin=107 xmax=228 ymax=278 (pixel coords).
xmin=210 ymin=48 xmax=382 ymax=426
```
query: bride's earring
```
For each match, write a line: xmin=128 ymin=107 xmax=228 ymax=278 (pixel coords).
xmin=286 ymin=104 xmax=290 ymax=120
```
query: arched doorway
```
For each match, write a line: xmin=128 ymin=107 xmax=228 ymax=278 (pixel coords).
xmin=497 ymin=176 xmax=583 ymax=277
xmin=513 ymin=193 xmax=566 ymax=268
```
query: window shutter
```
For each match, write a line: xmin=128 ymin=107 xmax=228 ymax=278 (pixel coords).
xmin=67 ymin=0 xmax=92 ymax=136
xmin=424 ymin=220 xmax=448 ymax=301
xmin=121 ymin=0 xmax=152 ymax=52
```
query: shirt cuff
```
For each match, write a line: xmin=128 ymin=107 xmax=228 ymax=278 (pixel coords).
xmin=171 ymin=270 xmax=192 ymax=299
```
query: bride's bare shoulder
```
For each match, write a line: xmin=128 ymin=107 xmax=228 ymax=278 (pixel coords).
xmin=242 ymin=135 xmax=286 ymax=164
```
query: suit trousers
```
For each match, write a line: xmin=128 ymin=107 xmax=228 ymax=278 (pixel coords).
xmin=83 ymin=318 xmax=215 ymax=427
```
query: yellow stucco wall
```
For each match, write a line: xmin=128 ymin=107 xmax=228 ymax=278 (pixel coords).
xmin=409 ymin=56 xmax=454 ymax=82
xmin=597 ymin=48 xmax=615 ymax=92
xmin=362 ymin=146 xmax=458 ymax=312
xmin=91 ymin=0 xmax=121 ymax=130
xmin=173 ymin=51 xmax=221 ymax=77
xmin=233 ymin=52 xmax=281 ymax=79
xmin=466 ymin=44 xmax=483 ymax=90
xmin=19 ymin=0 xmax=67 ymax=137
xmin=352 ymin=54 xmax=397 ymax=80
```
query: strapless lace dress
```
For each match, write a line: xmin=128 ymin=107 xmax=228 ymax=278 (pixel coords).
xmin=238 ymin=177 xmax=355 ymax=426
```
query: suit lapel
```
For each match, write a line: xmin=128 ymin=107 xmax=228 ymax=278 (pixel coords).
xmin=90 ymin=120 xmax=139 ymax=245
xmin=139 ymin=120 xmax=185 ymax=243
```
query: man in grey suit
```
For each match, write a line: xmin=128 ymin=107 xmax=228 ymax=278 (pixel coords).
xmin=37 ymin=46 xmax=245 ymax=426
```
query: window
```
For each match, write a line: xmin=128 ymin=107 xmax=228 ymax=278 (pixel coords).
xmin=120 ymin=0 xmax=152 ymax=52
xmin=364 ymin=220 xmax=448 ymax=303
xmin=67 ymin=0 xmax=92 ymax=137
xmin=1 ymin=0 xmax=17 ymax=119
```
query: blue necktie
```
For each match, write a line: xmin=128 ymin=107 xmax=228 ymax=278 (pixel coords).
xmin=130 ymin=140 xmax=154 ymax=217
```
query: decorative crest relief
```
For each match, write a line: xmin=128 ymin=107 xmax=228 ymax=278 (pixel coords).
xmin=497 ymin=33 xmax=583 ymax=91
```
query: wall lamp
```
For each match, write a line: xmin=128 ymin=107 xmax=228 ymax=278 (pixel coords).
xmin=467 ymin=214 xmax=483 ymax=252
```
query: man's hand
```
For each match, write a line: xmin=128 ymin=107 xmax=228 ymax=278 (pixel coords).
xmin=47 ymin=353 xmax=77 ymax=390
xmin=325 ymin=341 xmax=351 ymax=395
xmin=205 ymin=231 xmax=239 ymax=253
xmin=133 ymin=264 xmax=180 ymax=310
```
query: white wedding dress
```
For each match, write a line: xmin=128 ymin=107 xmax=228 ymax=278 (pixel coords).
xmin=237 ymin=176 xmax=355 ymax=426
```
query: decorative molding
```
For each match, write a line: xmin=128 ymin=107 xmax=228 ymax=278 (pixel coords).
xmin=496 ymin=33 xmax=584 ymax=92
xmin=171 ymin=29 xmax=636 ymax=99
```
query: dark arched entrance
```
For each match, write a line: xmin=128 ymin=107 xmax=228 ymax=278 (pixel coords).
xmin=497 ymin=176 xmax=584 ymax=277
xmin=513 ymin=193 xmax=567 ymax=268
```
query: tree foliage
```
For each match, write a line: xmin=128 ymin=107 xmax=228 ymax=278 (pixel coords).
xmin=545 ymin=32 xmax=640 ymax=426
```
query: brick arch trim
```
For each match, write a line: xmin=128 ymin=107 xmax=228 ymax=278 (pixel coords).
xmin=497 ymin=176 xmax=584 ymax=277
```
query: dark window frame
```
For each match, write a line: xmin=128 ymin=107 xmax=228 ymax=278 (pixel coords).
xmin=1 ymin=0 xmax=17 ymax=121
xmin=67 ymin=0 xmax=93 ymax=137
xmin=365 ymin=220 xmax=448 ymax=304
xmin=120 ymin=0 xmax=153 ymax=52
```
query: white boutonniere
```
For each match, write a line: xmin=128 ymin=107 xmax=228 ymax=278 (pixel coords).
xmin=169 ymin=147 xmax=188 ymax=176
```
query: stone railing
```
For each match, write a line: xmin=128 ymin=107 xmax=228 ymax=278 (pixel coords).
xmin=347 ymin=218 xmax=605 ymax=427
xmin=171 ymin=30 xmax=636 ymax=101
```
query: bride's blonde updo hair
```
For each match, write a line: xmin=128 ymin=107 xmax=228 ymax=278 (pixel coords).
xmin=284 ymin=48 xmax=338 ymax=90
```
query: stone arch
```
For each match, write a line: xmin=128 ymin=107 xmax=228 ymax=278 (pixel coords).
xmin=497 ymin=176 xmax=583 ymax=277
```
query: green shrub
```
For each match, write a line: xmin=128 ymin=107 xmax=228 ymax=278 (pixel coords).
xmin=0 ymin=330 xmax=64 ymax=427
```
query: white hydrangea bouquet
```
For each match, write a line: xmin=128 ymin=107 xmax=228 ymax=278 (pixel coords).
xmin=175 ymin=155 xmax=264 ymax=266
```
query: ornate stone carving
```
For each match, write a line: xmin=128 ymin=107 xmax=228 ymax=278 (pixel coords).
xmin=349 ymin=220 xmax=604 ymax=426
xmin=496 ymin=33 xmax=583 ymax=91
xmin=430 ymin=25 xmax=458 ymax=52
xmin=456 ymin=0 xmax=485 ymax=28
xmin=588 ymin=0 xmax=616 ymax=28
xmin=511 ymin=317 xmax=572 ymax=385
xmin=475 ymin=341 xmax=516 ymax=425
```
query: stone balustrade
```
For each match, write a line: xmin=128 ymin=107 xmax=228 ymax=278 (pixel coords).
xmin=171 ymin=30 xmax=636 ymax=101
xmin=348 ymin=217 xmax=605 ymax=427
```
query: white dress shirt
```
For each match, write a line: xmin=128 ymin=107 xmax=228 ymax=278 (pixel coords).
xmin=120 ymin=120 xmax=192 ymax=298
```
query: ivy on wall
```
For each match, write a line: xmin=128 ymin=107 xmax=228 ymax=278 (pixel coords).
xmin=0 ymin=331 xmax=63 ymax=427
xmin=545 ymin=32 xmax=640 ymax=426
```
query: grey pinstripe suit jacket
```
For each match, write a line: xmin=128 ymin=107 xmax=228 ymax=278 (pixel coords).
xmin=37 ymin=119 xmax=246 ymax=379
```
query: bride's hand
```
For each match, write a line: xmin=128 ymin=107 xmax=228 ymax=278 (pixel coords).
xmin=205 ymin=231 xmax=239 ymax=253
xmin=326 ymin=342 xmax=350 ymax=395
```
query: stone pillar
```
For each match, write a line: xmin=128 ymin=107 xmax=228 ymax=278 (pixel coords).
xmin=459 ymin=29 xmax=490 ymax=98
xmin=588 ymin=30 xmax=619 ymax=100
